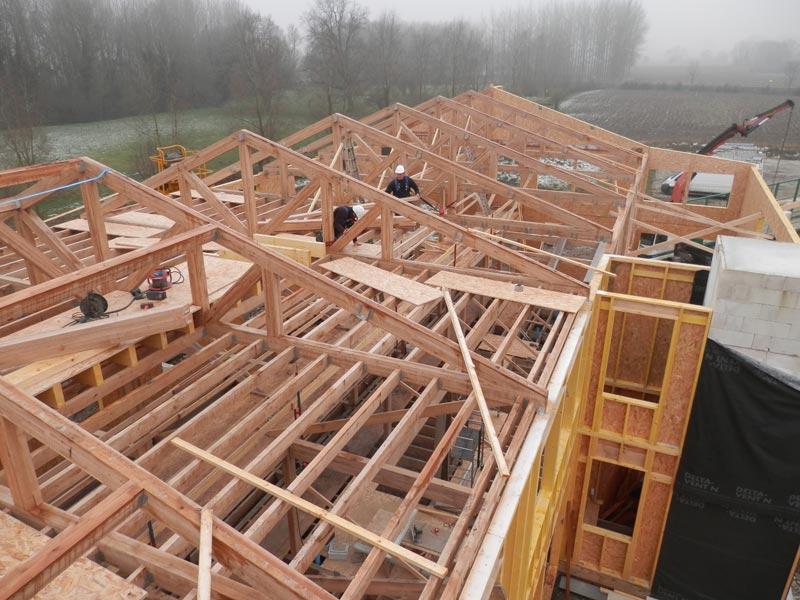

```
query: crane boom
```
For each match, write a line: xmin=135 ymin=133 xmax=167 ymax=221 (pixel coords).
xmin=669 ymin=99 xmax=795 ymax=201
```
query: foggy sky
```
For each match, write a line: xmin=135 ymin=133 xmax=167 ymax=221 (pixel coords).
xmin=240 ymin=0 xmax=800 ymax=63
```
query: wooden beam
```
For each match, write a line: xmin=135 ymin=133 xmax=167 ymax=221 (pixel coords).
xmin=442 ymin=290 xmax=509 ymax=477
xmin=0 ymin=419 xmax=42 ymax=511
xmin=80 ymin=181 xmax=111 ymax=262
xmin=0 ymin=378 xmax=335 ymax=599
xmin=0 ymin=481 xmax=142 ymax=600
xmin=216 ymin=228 xmax=544 ymax=404
xmin=240 ymin=141 xmax=257 ymax=236
xmin=198 ymin=508 xmax=213 ymax=600
xmin=0 ymin=219 xmax=64 ymax=280
xmin=0 ymin=304 xmax=191 ymax=370
xmin=171 ymin=438 xmax=448 ymax=578
xmin=17 ymin=210 xmax=82 ymax=271
xmin=0 ymin=225 xmax=215 ymax=327
xmin=183 ymin=169 xmax=247 ymax=234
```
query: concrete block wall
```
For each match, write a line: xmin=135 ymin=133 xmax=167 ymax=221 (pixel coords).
xmin=704 ymin=236 xmax=800 ymax=375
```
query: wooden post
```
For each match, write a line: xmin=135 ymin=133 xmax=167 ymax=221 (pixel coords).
xmin=0 ymin=418 xmax=42 ymax=510
xmin=187 ymin=243 xmax=210 ymax=315
xmin=321 ymin=181 xmax=334 ymax=243
xmin=381 ymin=206 xmax=393 ymax=259
xmin=197 ymin=508 xmax=213 ymax=600
xmin=284 ymin=452 xmax=302 ymax=556
xmin=262 ymin=267 xmax=283 ymax=336
xmin=240 ymin=140 xmax=257 ymax=237
xmin=81 ymin=182 xmax=110 ymax=262
xmin=442 ymin=289 xmax=510 ymax=477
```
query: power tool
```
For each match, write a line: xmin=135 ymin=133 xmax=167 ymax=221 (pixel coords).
xmin=146 ymin=267 xmax=183 ymax=301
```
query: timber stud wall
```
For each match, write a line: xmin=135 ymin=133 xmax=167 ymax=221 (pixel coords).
xmin=498 ymin=257 xmax=711 ymax=599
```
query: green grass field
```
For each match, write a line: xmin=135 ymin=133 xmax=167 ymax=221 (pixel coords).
xmin=8 ymin=86 xmax=444 ymax=217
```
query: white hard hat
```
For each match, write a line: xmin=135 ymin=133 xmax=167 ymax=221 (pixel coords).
xmin=395 ymin=165 xmax=405 ymax=174
xmin=353 ymin=204 xmax=366 ymax=218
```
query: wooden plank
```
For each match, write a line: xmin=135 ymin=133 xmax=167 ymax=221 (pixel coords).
xmin=0 ymin=304 xmax=191 ymax=369
xmin=217 ymin=245 xmax=312 ymax=267
xmin=105 ymin=210 xmax=174 ymax=230
xmin=427 ymin=270 xmax=586 ymax=312
xmin=255 ymin=233 xmax=326 ymax=258
xmin=53 ymin=219 xmax=162 ymax=239
xmin=0 ymin=482 xmax=142 ymax=599
xmin=322 ymin=257 xmax=440 ymax=305
xmin=171 ymin=437 xmax=448 ymax=578
xmin=0 ymin=511 xmax=146 ymax=600
xmin=197 ymin=508 xmax=213 ymax=600
xmin=442 ymin=290 xmax=510 ymax=477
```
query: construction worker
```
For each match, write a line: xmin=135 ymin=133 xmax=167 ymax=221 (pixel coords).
xmin=332 ymin=204 xmax=365 ymax=240
xmin=384 ymin=165 xmax=419 ymax=199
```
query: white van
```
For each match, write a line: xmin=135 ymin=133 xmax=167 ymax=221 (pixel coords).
xmin=660 ymin=172 xmax=735 ymax=197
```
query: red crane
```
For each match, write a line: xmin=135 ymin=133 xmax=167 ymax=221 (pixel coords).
xmin=667 ymin=99 xmax=795 ymax=201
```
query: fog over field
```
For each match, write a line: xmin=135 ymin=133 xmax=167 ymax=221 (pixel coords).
xmin=2 ymin=0 xmax=798 ymax=178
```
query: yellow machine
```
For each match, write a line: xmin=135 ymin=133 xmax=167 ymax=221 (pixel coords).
xmin=149 ymin=144 xmax=210 ymax=193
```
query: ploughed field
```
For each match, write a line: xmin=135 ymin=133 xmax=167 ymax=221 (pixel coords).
xmin=562 ymin=89 xmax=800 ymax=151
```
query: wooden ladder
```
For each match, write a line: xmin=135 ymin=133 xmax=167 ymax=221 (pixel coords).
xmin=342 ymin=138 xmax=360 ymax=180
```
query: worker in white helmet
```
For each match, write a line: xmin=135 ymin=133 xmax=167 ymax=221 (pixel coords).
xmin=384 ymin=164 xmax=419 ymax=199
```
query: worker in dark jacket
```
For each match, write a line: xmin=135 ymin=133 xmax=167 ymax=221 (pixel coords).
xmin=333 ymin=205 xmax=359 ymax=240
xmin=384 ymin=165 xmax=419 ymax=199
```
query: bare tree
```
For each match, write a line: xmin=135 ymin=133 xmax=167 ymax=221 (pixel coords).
xmin=232 ymin=10 xmax=295 ymax=137
xmin=366 ymin=10 xmax=401 ymax=108
xmin=0 ymin=0 xmax=49 ymax=166
xmin=304 ymin=0 xmax=368 ymax=114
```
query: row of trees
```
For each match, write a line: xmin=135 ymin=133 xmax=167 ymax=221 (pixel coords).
xmin=0 ymin=0 xmax=648 ymax=165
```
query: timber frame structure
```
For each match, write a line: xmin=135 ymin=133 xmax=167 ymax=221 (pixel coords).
xmin=0 ymin=86 xmax=796 ymax=600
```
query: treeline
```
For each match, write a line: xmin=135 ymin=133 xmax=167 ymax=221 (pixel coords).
xmin=0 ymin=0 xmax=647 ymax=165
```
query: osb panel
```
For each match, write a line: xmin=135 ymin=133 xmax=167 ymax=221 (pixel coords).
xmin=600 ymin=536 xmax=628 ymax=576
xmin=626 ymin=405 xmax=654 ymax=440
xmin=600 ymin=400 xmax=626 ymax=435
xmin=0 ymin=512 xmax=146 ymax=600
xmin=595 ymin=438 xmax=621 ymax=463
xmin=653 ymin=453 xmax=678 ymax=478
xmin=614 ymin=314 xmax=657 ymax=386
xmin=578 ymin=530 xmax=603 ymax=569
xmin=646 ymin=319 xmax=674 ymax=390
xmin=630 ymin=269 xmax=664 ymax=299
xmin=657 ymin=321 xmax=706 ymax=447
xmin=663 ymin=278 xmax=693 ymax=303
xmin=619 ymin=445 xmax=647 ymax=470
xmin=630 ymin=479 xmax=672 ymax=583
xmin=608 ymin=261 xmax=632 ymax=294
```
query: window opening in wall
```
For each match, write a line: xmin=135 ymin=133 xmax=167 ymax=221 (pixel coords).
xmin=583 ymin=460 xmax=644 ymax=537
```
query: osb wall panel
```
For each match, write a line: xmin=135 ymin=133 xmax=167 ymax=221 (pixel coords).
xmin=646 ymin=319 xmax=674 ymax=390
xmin=611 ymin=314 xmax=658 ymax=387
xmin=582 ymin=306 xmax=609 ymax=427
xmin=579 ymin=530 xmax=604 ymax=569
xmin=601 ymin=537 xmax=628 ymax=576
xmin=663 ymin=278 xmax=693 ymax=304
xmin=629 ymin=478 xmax=672 ymax=583
xmin=657 ymin=321 xmax=706 ymax=447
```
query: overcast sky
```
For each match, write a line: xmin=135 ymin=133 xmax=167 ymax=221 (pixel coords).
xmin=240 ymin=0 xmax=800 ymax=62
